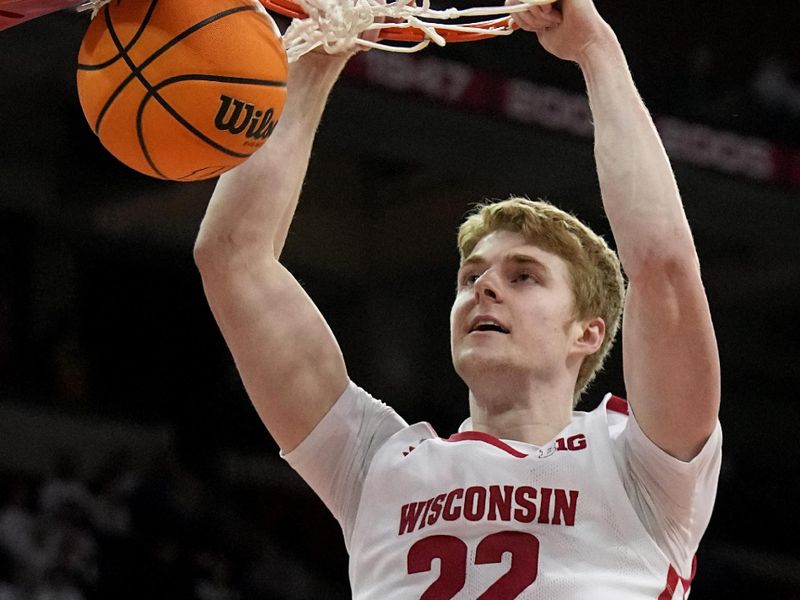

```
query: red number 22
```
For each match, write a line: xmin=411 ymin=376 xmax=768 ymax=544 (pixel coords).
xmin=407 ymin=531 xmax=540 ymax=599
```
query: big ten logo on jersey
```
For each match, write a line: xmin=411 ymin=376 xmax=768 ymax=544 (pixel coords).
xmin=555 ymin=433 xmax=587 ymax=451
xmin=214 ymin=95 xmax=279 ymax=145
xmin=536 ymin=433 xmax=587 ymax=459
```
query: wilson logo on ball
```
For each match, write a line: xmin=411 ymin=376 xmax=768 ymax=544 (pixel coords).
xmin=214 ymin=94 xmax=279 ymax=140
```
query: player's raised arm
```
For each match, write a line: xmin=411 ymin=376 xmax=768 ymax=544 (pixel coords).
xmin=514 ymin=0 xmax=720 ymax=461
xmin=194 ymin=52 xmax=351 ymax=453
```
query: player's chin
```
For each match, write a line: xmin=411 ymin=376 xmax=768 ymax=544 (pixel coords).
xmin=453 ymin=345 xmax=508 ymax=375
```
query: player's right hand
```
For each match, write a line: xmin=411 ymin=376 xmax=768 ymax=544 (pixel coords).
xmin=507 ymin=0 xmax=615 ymax=64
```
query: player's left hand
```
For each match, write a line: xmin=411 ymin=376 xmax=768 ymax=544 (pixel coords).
xmin=507 ymin=0 xmax=614 ymax=63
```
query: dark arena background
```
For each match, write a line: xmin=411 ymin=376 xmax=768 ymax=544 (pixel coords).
xmin=1 ymin=1 xmax=799 ymax=598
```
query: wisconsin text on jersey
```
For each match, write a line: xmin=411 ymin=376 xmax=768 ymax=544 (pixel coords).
xmin=399 ymin=485 xmax=580 ymax=535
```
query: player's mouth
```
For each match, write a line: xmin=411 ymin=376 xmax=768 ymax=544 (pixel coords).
xmin=468 ymin=316 xmax=510 ymax=335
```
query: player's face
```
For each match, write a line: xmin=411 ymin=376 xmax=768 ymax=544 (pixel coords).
xmin=450 ymin=230 xmax=586 ymax=386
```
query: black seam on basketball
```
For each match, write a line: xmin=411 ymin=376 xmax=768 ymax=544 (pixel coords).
xmin=135 ymin=97 xmax=166 ymax=179
xmin=156 ymin=74 xmax=287 ymax=88
xmin=94 ymin=3 xmax=259 ymax=135
xmin=77 ymin=0 xmax=159 ymax=72
xmin=136 ymin=73 xmax=281 ymax=177
xmin=177 ymin=166 xmax=229 ymax=181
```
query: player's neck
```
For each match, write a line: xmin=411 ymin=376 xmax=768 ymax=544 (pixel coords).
xmin=467 ymin=378 xmax=574 ymax=446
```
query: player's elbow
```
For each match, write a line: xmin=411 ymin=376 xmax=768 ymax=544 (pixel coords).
xmin=193 ymin=230 xmax=252 ymax=278
xmin=193 ymin=224 xmax=268 ymax=272
xmin=194 ymin=233 xmax=282 ymax=296
xmin=623 ymin=238 xmax=701 ymax=285
xmin=193 ymin=231 xmax=228 ymax=273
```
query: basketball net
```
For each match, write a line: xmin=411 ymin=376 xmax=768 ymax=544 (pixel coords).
xmin=78 ymin=0 xmax=554 ymax=62
xmin=76 ymin=0 xmax=107 ymax=17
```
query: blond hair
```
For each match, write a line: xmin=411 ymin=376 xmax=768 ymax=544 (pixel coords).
xmin=457 ymin=197 xmax=625 ymax=403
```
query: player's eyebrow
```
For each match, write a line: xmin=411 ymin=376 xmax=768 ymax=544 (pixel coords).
xmin=459 ymin=254 xmax=486 ymax=269
xmin=506 ymin=253 xmax=551 ymax=276
xmin=460 ymin=252 xmax=551 ymax=275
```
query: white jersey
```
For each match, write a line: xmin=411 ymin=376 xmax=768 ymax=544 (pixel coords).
xmin=284 ymin=381 xmax=721 ymax=600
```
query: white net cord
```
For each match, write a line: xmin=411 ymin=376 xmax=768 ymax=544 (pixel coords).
xmin=76 ymin=0 xmax=110 ymax=18
xmin=283 ymin=0 xmax=552 ymax=61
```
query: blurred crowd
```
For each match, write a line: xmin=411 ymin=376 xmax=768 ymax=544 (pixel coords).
xmin=0 ymin=449 xmax=346 ymax=600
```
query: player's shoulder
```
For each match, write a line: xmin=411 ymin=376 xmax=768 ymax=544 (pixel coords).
xmin=381 ymin=421 xmax=439 ymax=453
xmin=566 ymin=393 xmax=631 ymax=448
xmin=338 ymin=380 xmax=409 ymax=428
xmin=576 ymin=392 xmax=629 ymax=423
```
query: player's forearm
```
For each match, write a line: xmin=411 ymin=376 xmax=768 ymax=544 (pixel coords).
xmin=194 ymin=54 xmax=348 ymax=265
xmin=578 ymin=34 xmax=696 ymax=279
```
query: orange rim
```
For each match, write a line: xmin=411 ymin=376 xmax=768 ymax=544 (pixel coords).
xmin=262 ymin=0 xmax=309 ymax=19
xmin=379 ymin=16 xmax=516 ymax=42
xmin=259 ymin=0 xmax=518 ymax=43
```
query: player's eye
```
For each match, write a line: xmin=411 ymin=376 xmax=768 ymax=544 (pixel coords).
xmin=459 ymin=272 xmax=481 ymax=287
xmin=465 ymin=273 xmax=480 ymax=285
xmin=512 ymin=272 xmax=536 ymax=284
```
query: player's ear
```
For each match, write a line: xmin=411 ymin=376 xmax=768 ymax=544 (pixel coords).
xmin=573 ymin=317 xmax=605 ymax=357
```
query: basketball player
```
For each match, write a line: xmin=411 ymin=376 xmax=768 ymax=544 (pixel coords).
xmin=194 ymin=0 xmax=721 ymax=596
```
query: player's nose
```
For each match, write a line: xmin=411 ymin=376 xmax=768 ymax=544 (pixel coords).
xmin=474 ymin=270 xmax=501 ymax=303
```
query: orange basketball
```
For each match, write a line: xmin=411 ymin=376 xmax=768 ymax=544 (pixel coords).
xmin=76 ymin=0 xmax=288 ymax=181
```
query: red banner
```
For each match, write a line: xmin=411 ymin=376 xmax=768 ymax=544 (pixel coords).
xmin=345 ymin=52 xmax=800 ymax=189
